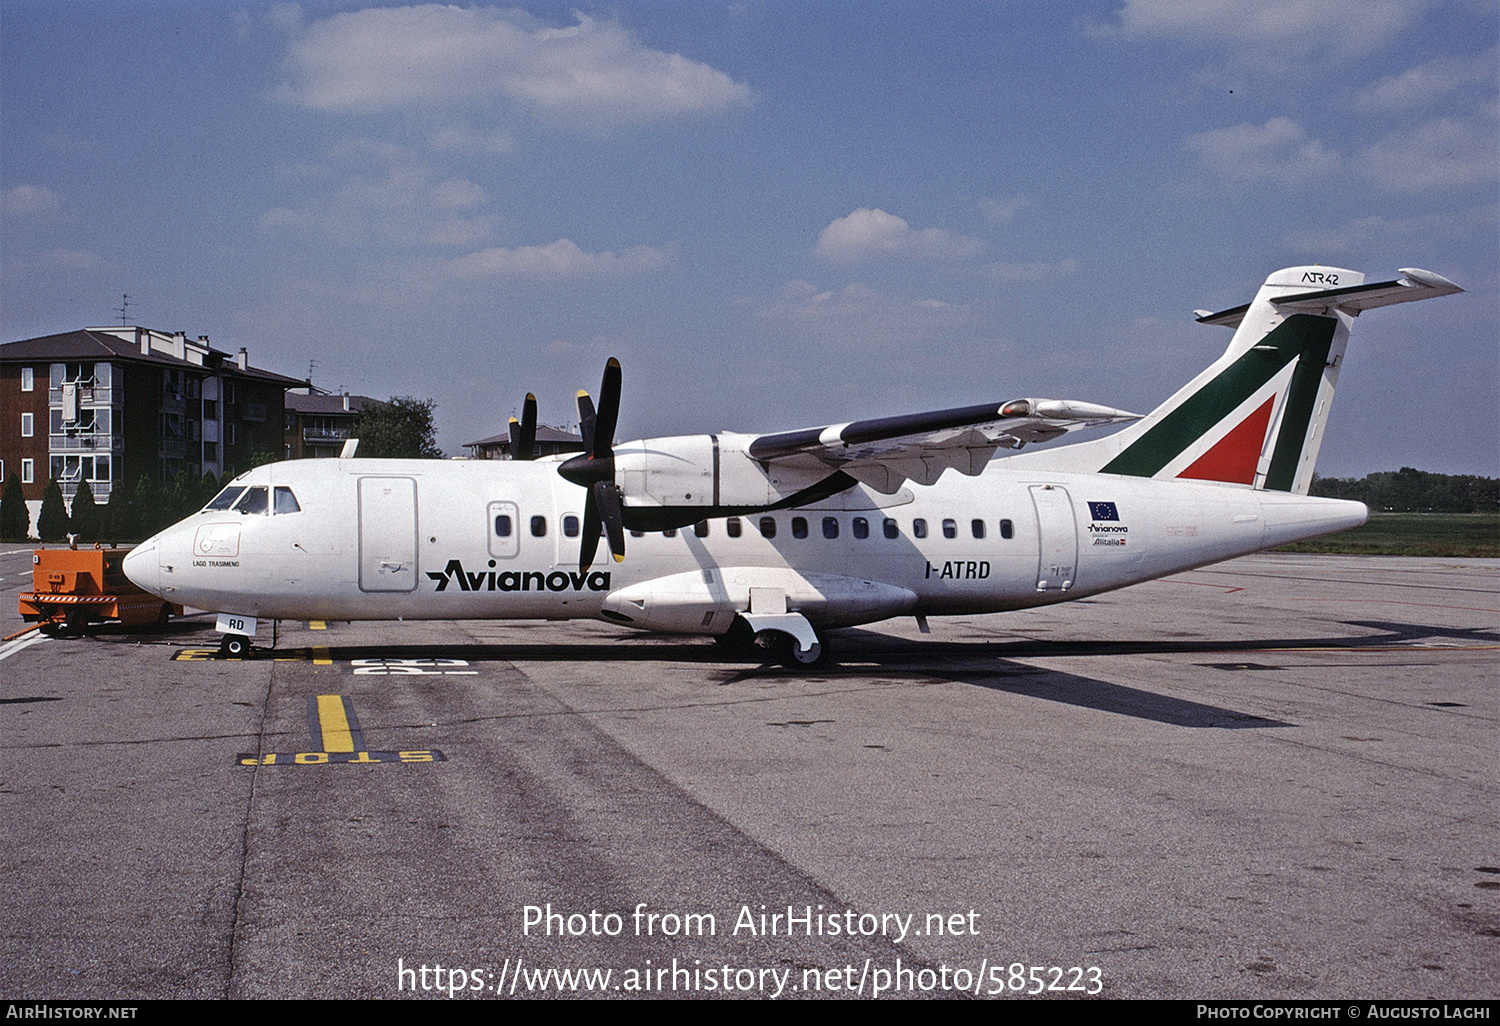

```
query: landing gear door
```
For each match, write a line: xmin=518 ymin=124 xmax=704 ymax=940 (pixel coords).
xmin=358 ymin=476 xmax=418 ymax=592
xmin=1030 ymin=484 xmax=1077 ymax=592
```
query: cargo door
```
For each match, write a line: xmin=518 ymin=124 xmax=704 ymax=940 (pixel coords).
xmin=358 ymin=476 xmax=418 ymax=592
xmin=1030 ymin=484 xmax=1077 ymax=592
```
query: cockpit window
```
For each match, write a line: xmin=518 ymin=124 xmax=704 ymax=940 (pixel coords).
xmin=274 ymin=487 xmax=301 ymax=515
xmin=233 ymin=486 xmax=269 ymax=515
xmin=203 ymin=486 xmax=246 ymax=512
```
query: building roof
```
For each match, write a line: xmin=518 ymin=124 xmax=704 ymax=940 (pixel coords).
xmin=466 ymin=425 xmax=584 ymax=448
xmin=1 ymin=328 xmax=306 ymax=386
xmin=285 ymin=392 xmax=384 ymax=415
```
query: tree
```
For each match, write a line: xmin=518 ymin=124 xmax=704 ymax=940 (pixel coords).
xmin=198 ymin=469 xmax=220 ymax=510
xmin=70 ymin=479 xmax=100 ymax=540
xmin=36 ymin=479 xmax=70 ymax=542
xmin=354 ymin=396 xmax=443 ymax=459
xmin=0 ymin=473 xmax=27 ymax=540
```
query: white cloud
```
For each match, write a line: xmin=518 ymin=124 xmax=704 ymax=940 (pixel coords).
xmin=977 ymin=196 xmax=1027 ymax=225
xmin=259 ymin=138 xmax=495 ymax=247
xmin=1355 ymin=115 xmax=1499 ymax=192
xmin=2 ymin=184 xmax=63 ymax=217
xmin=1280 ymin=203 xmax=1499 ymax=256
xmin=43 ymin=249 xmax=101 ymax=271
xmin=1184 ymin=117 xmax=1340 ymax=186
xmin=429 ymin=125 xmax=516 ymax=155
xmin=814 ymin=208 xmax=985 ymax=264
xmin=1356 ymin=47 xmax=1499 ymax=113
xmin=1099 ymin=0 xmax=1421 ymax=60
xmin=743 ymin=280 xmax=974 ymax=347
xmin=443 ymin=239 xmax=677 ymax=279
xmin=277 ymin=6 xmax=753 ymax=131
xmin=978 ymin=258 xmax=1080 ymax=284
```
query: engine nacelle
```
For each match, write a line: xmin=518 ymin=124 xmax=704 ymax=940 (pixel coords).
xmin=614 ymin=432 xmax=836 ymax=528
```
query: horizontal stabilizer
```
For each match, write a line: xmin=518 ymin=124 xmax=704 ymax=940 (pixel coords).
xmin=1196 ymin=268 xmax=1463 ymax=329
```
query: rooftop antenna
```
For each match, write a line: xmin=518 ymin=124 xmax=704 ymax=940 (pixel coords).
xmin=116 ymin=294 xmax=131 ymax=326
xmin=307 ymin=359 xmax=319 ymax=386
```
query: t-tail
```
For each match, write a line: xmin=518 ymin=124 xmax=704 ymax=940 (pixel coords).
xmin=1012 ymin=266 xmax=1463 ymax=493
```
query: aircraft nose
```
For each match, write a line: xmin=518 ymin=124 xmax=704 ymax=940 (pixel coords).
xmin=123 ymin=541 xmax=160 ymax=596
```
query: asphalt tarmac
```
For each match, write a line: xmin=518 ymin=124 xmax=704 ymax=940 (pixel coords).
xmin=1 ymin=548 xmax=1495 ymax=1000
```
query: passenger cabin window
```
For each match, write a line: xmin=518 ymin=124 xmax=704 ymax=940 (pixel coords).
xmin=971 ymin=519 xmax=985 ymax=539
xmin=663 ymin=528 xmax=677 ymax=537
xmin=1000 ymin=519 xmax=1014 ymax=539
xmin=883 ymin=518 xmax=899 ymax=539
xmin=495 ymin=514 xmax=513 ymax=537
xmin=943 ymin=519 xmax=957 ymax=539
xmin=273 ymin=487 xmax=301 ymax=515
xmin=563 ymin=515 xmax=580 ymax=538
xmin=792 ymin=517 xmax=808 ymax=539
xmin=695 ymin=521 xmax=710 ymax=537
xmin=822 ymin=517 xmax=839 ymax=539
xmin=630 ymin=530 xmax=644 ymax=538
xmin=530 ymin=516 xmax=547 ymax=537
xmin=726 ymin=517 xmax=742 ymax=538
xmin=204 ymin=486 xmax=246 ymax=512
xmin=852 ymin=517 xmax=868 ymax=539
xmin=913 ymin=518 xmax=928 ymax=539
xmin=760 ymin=517 xmax=776 ymax=538
xmin=234 ymin=486 xmax=269 ymax=515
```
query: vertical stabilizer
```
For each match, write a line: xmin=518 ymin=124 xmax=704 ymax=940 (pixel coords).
xmin=1009 ymin=266 xmax=1462 ymax=494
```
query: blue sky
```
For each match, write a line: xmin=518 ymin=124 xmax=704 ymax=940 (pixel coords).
xmin=3 ymin=1 xmax=1495 ymax=475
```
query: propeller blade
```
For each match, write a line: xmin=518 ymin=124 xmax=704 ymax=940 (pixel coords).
xmin=576 ymin=391 xmax=596 ymax=454
xmin=507 ymin=393 xmax=538 ymax=460
xmin=579 ymin=490 xmax=602 ymax=571
xmin=593 ymin=480 xmax=626 ymax=564
xmin=592 ymin=358 xmax=621 ymax=459
xmin=518 ymin=393 xmax=536 ymax=460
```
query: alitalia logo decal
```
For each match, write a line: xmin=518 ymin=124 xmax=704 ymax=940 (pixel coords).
xmin=1086 ymin=500 xmax=1128 ymax=546
xmin=1101 ymin=315 xmax=1336 ymax=484
xmin=1177 ymin=395 xmax=1276 ymax=486
xmin=427 ymin=559 xmax=611 ymax=593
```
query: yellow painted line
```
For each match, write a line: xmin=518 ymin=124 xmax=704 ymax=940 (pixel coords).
xmin=312 ymin=646 xmax=332 ymax=665
xmin=309 ymin=620 xmax=327 ymax=630
xmin=316 ymin=694 xmax=356 ymax=753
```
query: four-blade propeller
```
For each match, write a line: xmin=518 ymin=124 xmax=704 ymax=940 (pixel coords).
xmin=558 ymin=358 xmax=626 ymax=571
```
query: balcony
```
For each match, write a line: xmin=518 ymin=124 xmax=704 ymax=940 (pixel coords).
xmin=49 ymin=386 xmax=112 ymax=406
xmin=304 ymin=427 xmax=353 ymax=442
xmin=50 ymin=433 xmax=122 ymax=453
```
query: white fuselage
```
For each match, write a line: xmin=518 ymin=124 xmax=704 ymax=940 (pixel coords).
xmin=123 ymin=456 xmax=1366 ymax=634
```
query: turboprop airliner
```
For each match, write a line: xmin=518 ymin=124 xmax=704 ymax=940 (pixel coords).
xmin=123 ymin=265 xmax=1462 ymax=665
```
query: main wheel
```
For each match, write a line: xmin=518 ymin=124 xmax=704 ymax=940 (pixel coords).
xmin=772 ymin=628 xmax=831 ymax=670
xmin=220 ymin=634 xmax=250 ymax=658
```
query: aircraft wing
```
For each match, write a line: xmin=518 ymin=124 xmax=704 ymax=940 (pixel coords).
xmin=745 ymin=398 xmax=1140 ymax=492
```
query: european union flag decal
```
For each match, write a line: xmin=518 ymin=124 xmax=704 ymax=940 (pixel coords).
xmin=1087 ymin=501 xmax=1119 ymax=521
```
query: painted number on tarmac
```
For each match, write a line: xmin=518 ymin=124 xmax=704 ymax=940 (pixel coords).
xmin=353 ymin=658 xmax=477 ymax=675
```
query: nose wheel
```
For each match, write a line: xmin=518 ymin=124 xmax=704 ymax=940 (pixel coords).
xmin=219 ymin=634 xmax=251 ymax=658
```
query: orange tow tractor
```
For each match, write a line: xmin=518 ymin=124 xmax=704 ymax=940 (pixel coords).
xmin=13 ymin=543 xmax=181 ymax=638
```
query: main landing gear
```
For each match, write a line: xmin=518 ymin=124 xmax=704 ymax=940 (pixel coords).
xmin=715 ymin=615 xmax=832 ymax=670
